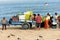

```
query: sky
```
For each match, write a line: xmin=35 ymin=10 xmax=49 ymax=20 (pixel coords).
xmin=0 ymin=0 xmax=60 ymax=3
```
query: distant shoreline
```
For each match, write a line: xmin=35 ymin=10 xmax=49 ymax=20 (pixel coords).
xmin=0 ymin=2 xmax=60 ymax=4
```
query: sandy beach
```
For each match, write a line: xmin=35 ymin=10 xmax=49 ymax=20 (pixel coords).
xmin=0 ymin=26 xmax=60 ymax=40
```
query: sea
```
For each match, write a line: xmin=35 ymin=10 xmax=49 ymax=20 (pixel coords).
xmin=0 ymin=2 xmax=60 ymax=20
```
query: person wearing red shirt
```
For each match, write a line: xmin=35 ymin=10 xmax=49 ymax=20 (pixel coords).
xmin=36 ymin=14 xmax=42 ymax=29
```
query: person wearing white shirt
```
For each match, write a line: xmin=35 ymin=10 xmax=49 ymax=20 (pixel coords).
xmin=54 ymin=13 xmax=59 ymax=29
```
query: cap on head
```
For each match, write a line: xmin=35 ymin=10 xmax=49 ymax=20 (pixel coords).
xmin=38 ymin=14 xmax=40 ymax=16
xmin=3 ymin=17 xmax=5 ymax=19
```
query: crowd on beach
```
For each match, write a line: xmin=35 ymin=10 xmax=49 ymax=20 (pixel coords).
xmin=31 ymin=13 xmax=60 ymax=29
xmin=30 ymin=13 xmax=60 ymax=29
xmin=1 ymin=12 xmax=60 ymax=30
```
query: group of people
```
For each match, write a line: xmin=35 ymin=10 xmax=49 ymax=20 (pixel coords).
xmin=1 ymin=12 xmax=60 ymax=30
xmin=30 ymin=13 xmax=60 ymax=29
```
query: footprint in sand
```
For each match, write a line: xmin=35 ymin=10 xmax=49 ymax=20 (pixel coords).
xmin=17 ymin=38 xmax=21 ymax=40
xmin=7 ymin=35 xmax=10 ymax=38
xmin=7 ymin=33 xmax=15 ymax=38
xmin=36 ymin=35 xmax=44 ymax=40
xmin=56 ymin=39 xmax=60 ymax=40
xmin=10 ymin=33 xmax=15 ymax=36
xmin=36 ymin=39 xmax=39 ymax=40
xmin=39 ymin=35 xmax=43 ymax=38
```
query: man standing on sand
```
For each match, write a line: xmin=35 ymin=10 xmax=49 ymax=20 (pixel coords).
xmin=54 ymin=13 xmax=59 ymax=22
xmin=54 ymin=13 xmax=59 ymax=29
xmin=1 ymin=17 xmax=7 ymax=30
xmin=35 ymin=14 xmax=42 ymax=29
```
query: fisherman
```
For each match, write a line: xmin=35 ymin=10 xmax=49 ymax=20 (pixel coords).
xmin=44 ymin=13 xmax=50 ymax=29
xmin=36 ymin=14 xmax=42 ymax=29
xmin=1 ymin=17 xmax=7 ymax=30
xmin=54 ymin=13 xmax=59 ymax=29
